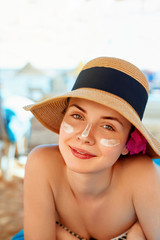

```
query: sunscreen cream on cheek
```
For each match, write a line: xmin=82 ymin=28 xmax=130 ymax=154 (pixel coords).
xmin=100 ymin=138 xmax=120 ymax=147
xmin=61 ymin=121 xmax=74 ymax=134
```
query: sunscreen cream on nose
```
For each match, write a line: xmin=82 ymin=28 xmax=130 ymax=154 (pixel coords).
xmin=81 ymin=123 xmax=92 ymax=138
xmin=62 ymin=122 xmax=74 ymax=134
xmin=100 ymin=138 xmax=120 ymax=147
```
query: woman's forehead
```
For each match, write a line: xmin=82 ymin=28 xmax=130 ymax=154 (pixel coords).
xmin=68 ymin=97 xmax=118 ymax=115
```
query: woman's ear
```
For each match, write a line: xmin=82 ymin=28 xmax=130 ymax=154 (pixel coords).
xmin=121 ymin=145 xmax=129 ymax=155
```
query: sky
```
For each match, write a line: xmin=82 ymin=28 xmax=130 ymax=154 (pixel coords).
xmin=0 ymin=0 xmax=160 ymax=70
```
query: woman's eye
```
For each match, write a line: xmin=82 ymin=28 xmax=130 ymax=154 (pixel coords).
xmin=103 ymin=125 xmax=114 ymax=131
xmin=72 ymin=114 xmax=82 ymax=119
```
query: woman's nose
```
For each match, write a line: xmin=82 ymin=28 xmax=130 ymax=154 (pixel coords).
xmin=81 ymin=123 xmax=92 ymax=138
xmin=76 ymin=123 xmax=95 ymax=144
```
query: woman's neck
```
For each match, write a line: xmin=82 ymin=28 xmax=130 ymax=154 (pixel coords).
xmin=66 ymin=167 xmax=114 ymax=201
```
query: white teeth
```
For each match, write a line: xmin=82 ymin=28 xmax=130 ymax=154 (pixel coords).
xmin=76 ymin=150 xmax=85 ymax=154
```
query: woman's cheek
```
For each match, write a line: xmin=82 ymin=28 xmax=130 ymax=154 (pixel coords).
xmin=61 ymin=121 xmax=74 ymax=134
xmin=100 ymin=138 xmax=120 ymax=147
xmin=99 ymin=138 xmax=125 ymax=160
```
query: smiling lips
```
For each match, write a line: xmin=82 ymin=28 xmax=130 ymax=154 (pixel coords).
xmin=70 ymin=146 xmax=96 ymax=159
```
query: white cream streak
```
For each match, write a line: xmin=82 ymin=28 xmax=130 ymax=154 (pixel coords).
xmin=81 ymin=123 xmax=92 ymax=138
xmin=62 ymin=122 xmax=74 ymax=133
xmin=100 ymin=138 xmax=120 ymax=147
xmin=62 ymin=122 xmax=120 ymax=148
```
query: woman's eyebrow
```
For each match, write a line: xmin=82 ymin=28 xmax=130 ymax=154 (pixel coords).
xmin=69 ymin=104 xmax=86 ymax=113
xmin=101 ymin=116 xmax=123 ymax=127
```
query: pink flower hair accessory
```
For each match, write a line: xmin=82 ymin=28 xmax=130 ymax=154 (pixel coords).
xmin=126 ymin=128 xmax=147 ymax=155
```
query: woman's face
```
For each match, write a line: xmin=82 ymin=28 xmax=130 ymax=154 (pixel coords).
xmin=59 ymin=98 xmax=132 ymax=174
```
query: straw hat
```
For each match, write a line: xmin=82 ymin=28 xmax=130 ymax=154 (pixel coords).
xmin=24 ymin=57 xmax=160 ymax=158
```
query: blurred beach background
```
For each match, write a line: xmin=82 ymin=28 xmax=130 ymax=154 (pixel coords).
xmin=0 ymin=0 xmax=160 ymax=239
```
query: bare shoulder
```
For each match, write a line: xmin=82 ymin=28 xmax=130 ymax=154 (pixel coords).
xmin=24 ymin=145 xmax=61 ymax=239
xmin=115 ymin=154 xmax=160 ymax=193
xmin=27 ymin=144 xmax=62 ymax=164
xmin=119 ymin=154 xmax=160 ymax=180
xmin=118 ymin=154 xmax=160 ymax=202
xmin=25 ymin=144 xmax=65 ymax=181
xmin=119 ymin=156 xmax=160 ymax=239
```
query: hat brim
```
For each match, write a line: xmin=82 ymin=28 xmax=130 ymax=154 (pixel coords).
xmin=24 ymin=88 xmax=160 ymax=159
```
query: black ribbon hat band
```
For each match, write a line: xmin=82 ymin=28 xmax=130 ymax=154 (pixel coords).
xmin=72 ymin=67 xmax=148 ymax=120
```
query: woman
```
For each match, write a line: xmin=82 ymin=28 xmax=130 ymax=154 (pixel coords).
xmin=12 ymin=57 xmax=160 ymax=239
